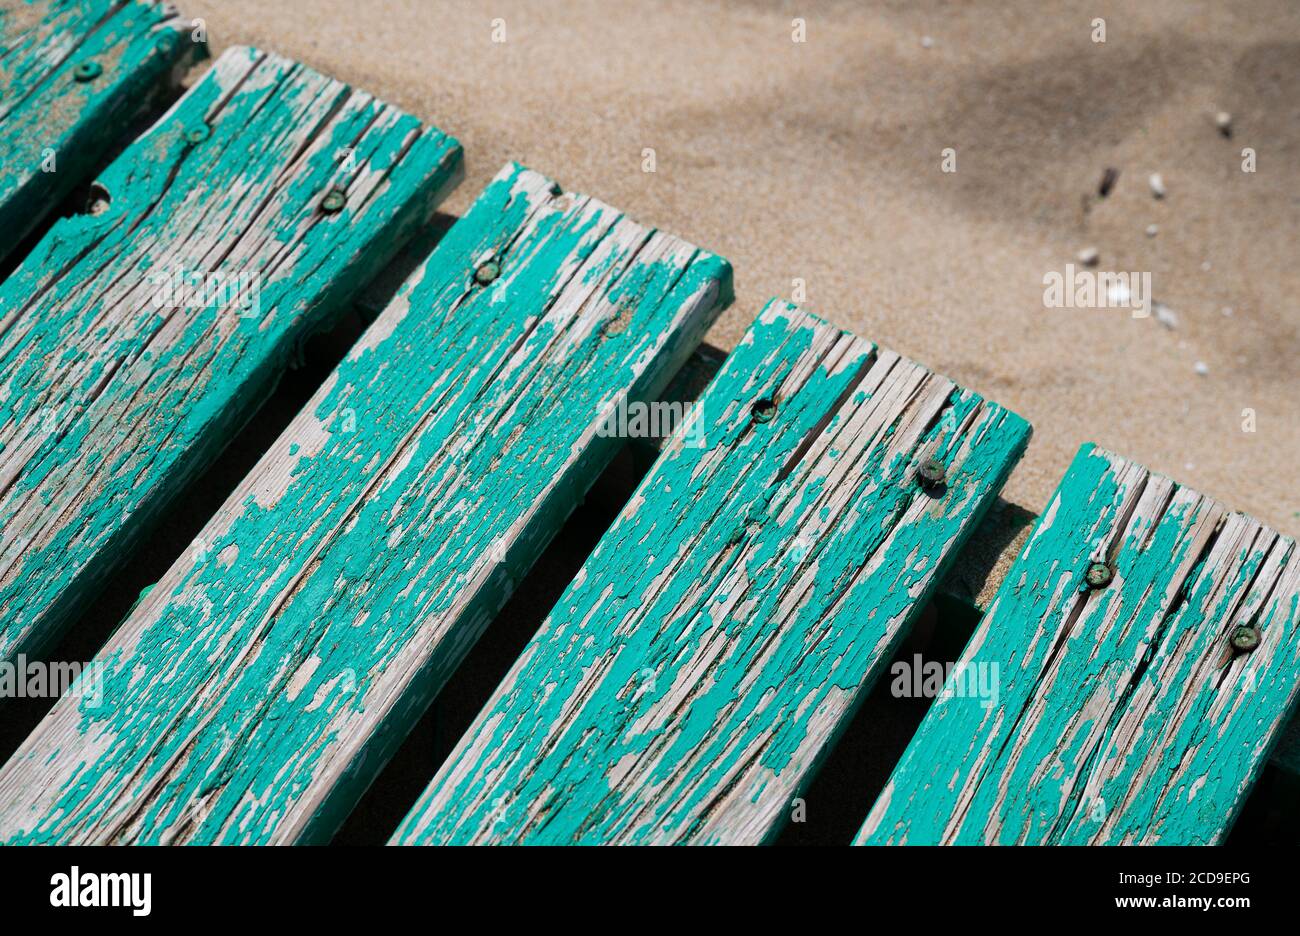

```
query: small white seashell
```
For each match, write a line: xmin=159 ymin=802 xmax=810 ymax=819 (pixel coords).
xmin=921 ymin=35 xmax=934 ymax=48
xmin=1194 ymin=361 xmax=1209 ymax=376
xmin=1216 ymin=111 xmax=1232 ymax=136
xmin=1154 ymin=302 xmax=1178 ymax=329
xmin=1149 ymin=173 xmax=1166 ymax=198
xmin=1146 ymin=224 xmax=1159 ymax=237
xmin=1077 ymin=246 xmax=1099 ymax=267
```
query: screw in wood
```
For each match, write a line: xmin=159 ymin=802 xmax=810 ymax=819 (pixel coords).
xmin=916 ymin=456 xmax=946 ymax=492
xmin=320 ymin=187 xmax=347 ymax=214
xmin=74 ymin=60 xmax=102 ymax=82
xmin=184 ymin=123 xmax=211 ymax=145
xmin=750 ymin=398 xmax=777 ymax=424
xmin=1230 ymin=624 xmax=1260 ymax=653
xmin=1085 ymin=560 xmax=1113 ymax=589
xmin=474 ymin=260 xmax=500 ymax=285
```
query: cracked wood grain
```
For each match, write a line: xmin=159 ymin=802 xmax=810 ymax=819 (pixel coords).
xmin=0 ymin=161 xmax=733 ymax=844
xmin=392 ymin=299 xmax=1031 ymax=845
xmin=0 ymin=0 xmax=203 ymax=262
xmin=858 ymin=443 xmax=1300 ymax=845
xmin=0 ymin=45 xmax=462 ymax=665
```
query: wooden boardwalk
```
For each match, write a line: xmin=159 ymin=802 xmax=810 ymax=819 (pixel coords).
xmin=0 ymin=46 xmax=461 ymax=665
xmin=858 ymin=445 xmax=1299 ymax=845
xmin=0 ymin=163 xmax=731 ymax=845
xmin=394 ymin=300 xmax=1029 ymax=845
xmin=0 ymin=0 xmax=201 ymax=262
xmin=0 ymin=20 xmax=1295 ymax=847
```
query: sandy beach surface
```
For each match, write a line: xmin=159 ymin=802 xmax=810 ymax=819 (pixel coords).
xmin=184 ymin=0 xmax=1299 ymax=538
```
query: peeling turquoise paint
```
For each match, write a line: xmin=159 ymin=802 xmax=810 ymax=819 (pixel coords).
xmin=0 ymin=46 xmax=462 ymax=665
xmin=0 ymin=0 xmax=204 ymax=262
xmin=858 ymin=444 xmax=1300 ymax=845
xmin=0 ymin=163 xmax=731 ymax=844
xmin=393 ymin=299 xmax=1031 ymax=845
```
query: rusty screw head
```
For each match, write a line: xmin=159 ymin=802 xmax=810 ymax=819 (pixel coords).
xmin=474 ymin=260 xmax=500 ymax=286
xmin=1085 ymin=561 xmax=1113 ymax=589
xmin=750 ymin=398 xmax=777 ymax=424
xmin=916 ymin=457 xmax=946 ymax=491
xmin=320 ymin=187 xmax=347 ymax=214
xmin=184 ymin=123 xmax=210 ymax=144
xmin=74 ymin=60 xmax=102 ymax=82
xmin=1230 ymin=624 xmax=1260 ymax=653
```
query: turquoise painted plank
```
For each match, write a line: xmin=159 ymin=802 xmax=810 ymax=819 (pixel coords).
xmin=858 ymin=444 xmax=1300 ymax=845
xmin=0 ymin=0 xmax=203 ymax=262
xmin=0 ymin=46 xmax=462 ymax=664
xmin=0 ymin=162 xmax=733 ymax=844
xmin=393 ymin=299 xmax=1032 ymax=845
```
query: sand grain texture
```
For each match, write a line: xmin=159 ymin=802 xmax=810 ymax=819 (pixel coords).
xmin=181 ymin=0 xmax=1299 ymax=532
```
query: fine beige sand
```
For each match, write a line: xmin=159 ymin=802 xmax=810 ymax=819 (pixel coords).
xmin=185 ymin=0 xmax=1299 ymax=538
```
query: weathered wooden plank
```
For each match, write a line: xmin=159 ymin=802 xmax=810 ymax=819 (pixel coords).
xmin=392 ymin=299 xmax=1032 ymax=845
xmin=0 ymin=45 xmax=462 ymax=664
xmin=858 ymin=443 xmax=1300 ymax=845
xmin=0 ymin=162 xmax=732 ymax=844
xmin=0 ymin=0 xmax=202 ymax=262
xmin=637 ymin=344 xmax=1036 ymax=618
